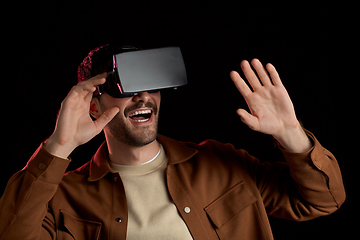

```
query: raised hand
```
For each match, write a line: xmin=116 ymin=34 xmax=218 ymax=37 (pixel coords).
xmin=44 ymin=73 xmax=120 ymax=158
xmin=230 ymin=59 xmax=311 ymax=152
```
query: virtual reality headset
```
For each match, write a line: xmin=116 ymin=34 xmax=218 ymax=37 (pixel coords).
xmin=94 ymin=46 xmax=188 ymax=98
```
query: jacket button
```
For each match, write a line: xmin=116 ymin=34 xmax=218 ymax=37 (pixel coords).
xmin=115 ymin=217 xmax=122 ymax=222
xmin=113 ymin=176 xmax=119 ymax=183
xmin=184 ymin=207 xmax=191 ymax=214
xmin=38 ymin=163 xmax=46 ymax=170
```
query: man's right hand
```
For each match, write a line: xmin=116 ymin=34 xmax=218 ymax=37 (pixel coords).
xmin=44 ymin=73 xmax=120 ymax=159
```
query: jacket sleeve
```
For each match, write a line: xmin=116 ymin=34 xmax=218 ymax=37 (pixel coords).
xmin=0 ymin=144 xmax=70 ymax=240
xmin=251 ymin=130 xmax=346 ymax=221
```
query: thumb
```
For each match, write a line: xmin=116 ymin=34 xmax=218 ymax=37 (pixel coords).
xmin=94 ymin=107 xmax=120 ymax=133
xmin=236 ymin=108 xmax=259 ymax=131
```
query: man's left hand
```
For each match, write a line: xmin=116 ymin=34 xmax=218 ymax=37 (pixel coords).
xmin=230 ymin=59 xmax=312 ymax=152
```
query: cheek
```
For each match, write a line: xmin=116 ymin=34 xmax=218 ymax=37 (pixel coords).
xmin=152 ymin=92 xmax=161 ymax=106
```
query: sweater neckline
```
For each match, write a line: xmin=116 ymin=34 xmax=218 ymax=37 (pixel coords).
xmin=109 ymin=145 xmax=166 ymax=176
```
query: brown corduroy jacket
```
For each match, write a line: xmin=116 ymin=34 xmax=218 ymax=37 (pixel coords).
xmin=0 ymin=131 xmax=345 ymax=240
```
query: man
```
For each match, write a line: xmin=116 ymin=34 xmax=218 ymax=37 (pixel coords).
xmin=0 ymin=44 xmax=345 ymax=240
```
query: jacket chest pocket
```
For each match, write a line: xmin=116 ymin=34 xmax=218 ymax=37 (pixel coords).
xmin=58 ymin=210 xmax=102 ymax=240
xmin=204 ymin=181 xmax=264 ymax=239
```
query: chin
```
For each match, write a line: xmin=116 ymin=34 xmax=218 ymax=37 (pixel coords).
xmin=123 ymin=130 xmax=158 ymax=147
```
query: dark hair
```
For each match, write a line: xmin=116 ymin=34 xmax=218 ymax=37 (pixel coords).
xmin=77 ymin=44 xmax=142 ymax=83
xmin=77 ymin=44 xmax=125 ymax=83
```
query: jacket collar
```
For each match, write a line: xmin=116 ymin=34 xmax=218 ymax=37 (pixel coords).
xmin=87 ymin=142 xmax=114 ymax=182
xmin=87 ymin=134 xmax=198 ymax=182
xmin=157 ymin=134 xmax=198 ymax=165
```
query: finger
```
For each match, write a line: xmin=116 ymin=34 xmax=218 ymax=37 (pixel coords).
xmin=94 ymin=107 xmax=120 ymax=133
xmin=251 ymin=59 xmax=272 ymax=86
xmin=73 ymin=84 xmax=97 ymax=94
xmin=230 ymin=71 xmax=252 ymax=97
xmin=266 ymin=63 xmax=282 ymax=86
xmin=67 ymin=85 xmax=96 ymax=102
xmin=77 ymin=73 xmax=107 ymax=90
xmin=236 ymin=108 xmax=260 ymax=131
xmin=71 ymin=73 xmax=108 ymax=95
xmin=240 ymin=60 xmax=262 ymax=90
xmin=84 ymin=90 xmax=94 ymax=103
xmin=86 ymin=72 xmax=108 ymax=85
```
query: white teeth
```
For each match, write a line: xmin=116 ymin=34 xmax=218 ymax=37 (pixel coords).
xmin=129 ymin=109 xmax=152 ymax=117
xmin=133 ymin=118 xmax=149 ymax=122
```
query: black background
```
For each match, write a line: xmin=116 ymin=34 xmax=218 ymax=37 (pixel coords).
xmin=2 ymin=0 xmax=355 ymax=239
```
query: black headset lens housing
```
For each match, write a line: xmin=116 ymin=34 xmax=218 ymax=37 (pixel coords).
xmin=94 ymin=46 xmax=188 ymax=98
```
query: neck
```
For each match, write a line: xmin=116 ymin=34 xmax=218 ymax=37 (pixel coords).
xmin=105 ymin=134 xmax=160 ymax=166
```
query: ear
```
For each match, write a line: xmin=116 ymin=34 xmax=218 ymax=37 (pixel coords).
xmin=89 ymin=97 xmax=102 ymax=119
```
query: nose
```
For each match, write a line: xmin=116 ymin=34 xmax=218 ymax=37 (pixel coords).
xmin=132 ymin=91 xmax=151 ymax=103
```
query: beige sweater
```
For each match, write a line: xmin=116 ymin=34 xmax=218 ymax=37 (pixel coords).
xmin=109 ymin=145 xmax=193 ymax=239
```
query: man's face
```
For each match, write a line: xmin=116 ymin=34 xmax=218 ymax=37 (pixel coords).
xmin=95 ymin=91 xmax=161 ymax=147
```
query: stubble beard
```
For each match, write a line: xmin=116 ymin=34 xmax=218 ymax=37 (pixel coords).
xmin=101 ymin=101 xmax=159 ymax=147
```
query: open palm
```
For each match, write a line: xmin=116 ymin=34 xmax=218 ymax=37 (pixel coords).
xmin=230 ymin=59 xmax=299 ymax=137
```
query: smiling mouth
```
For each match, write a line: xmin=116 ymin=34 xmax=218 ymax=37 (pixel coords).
xmin=128 ymin=109 xmax=153 ymax=123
